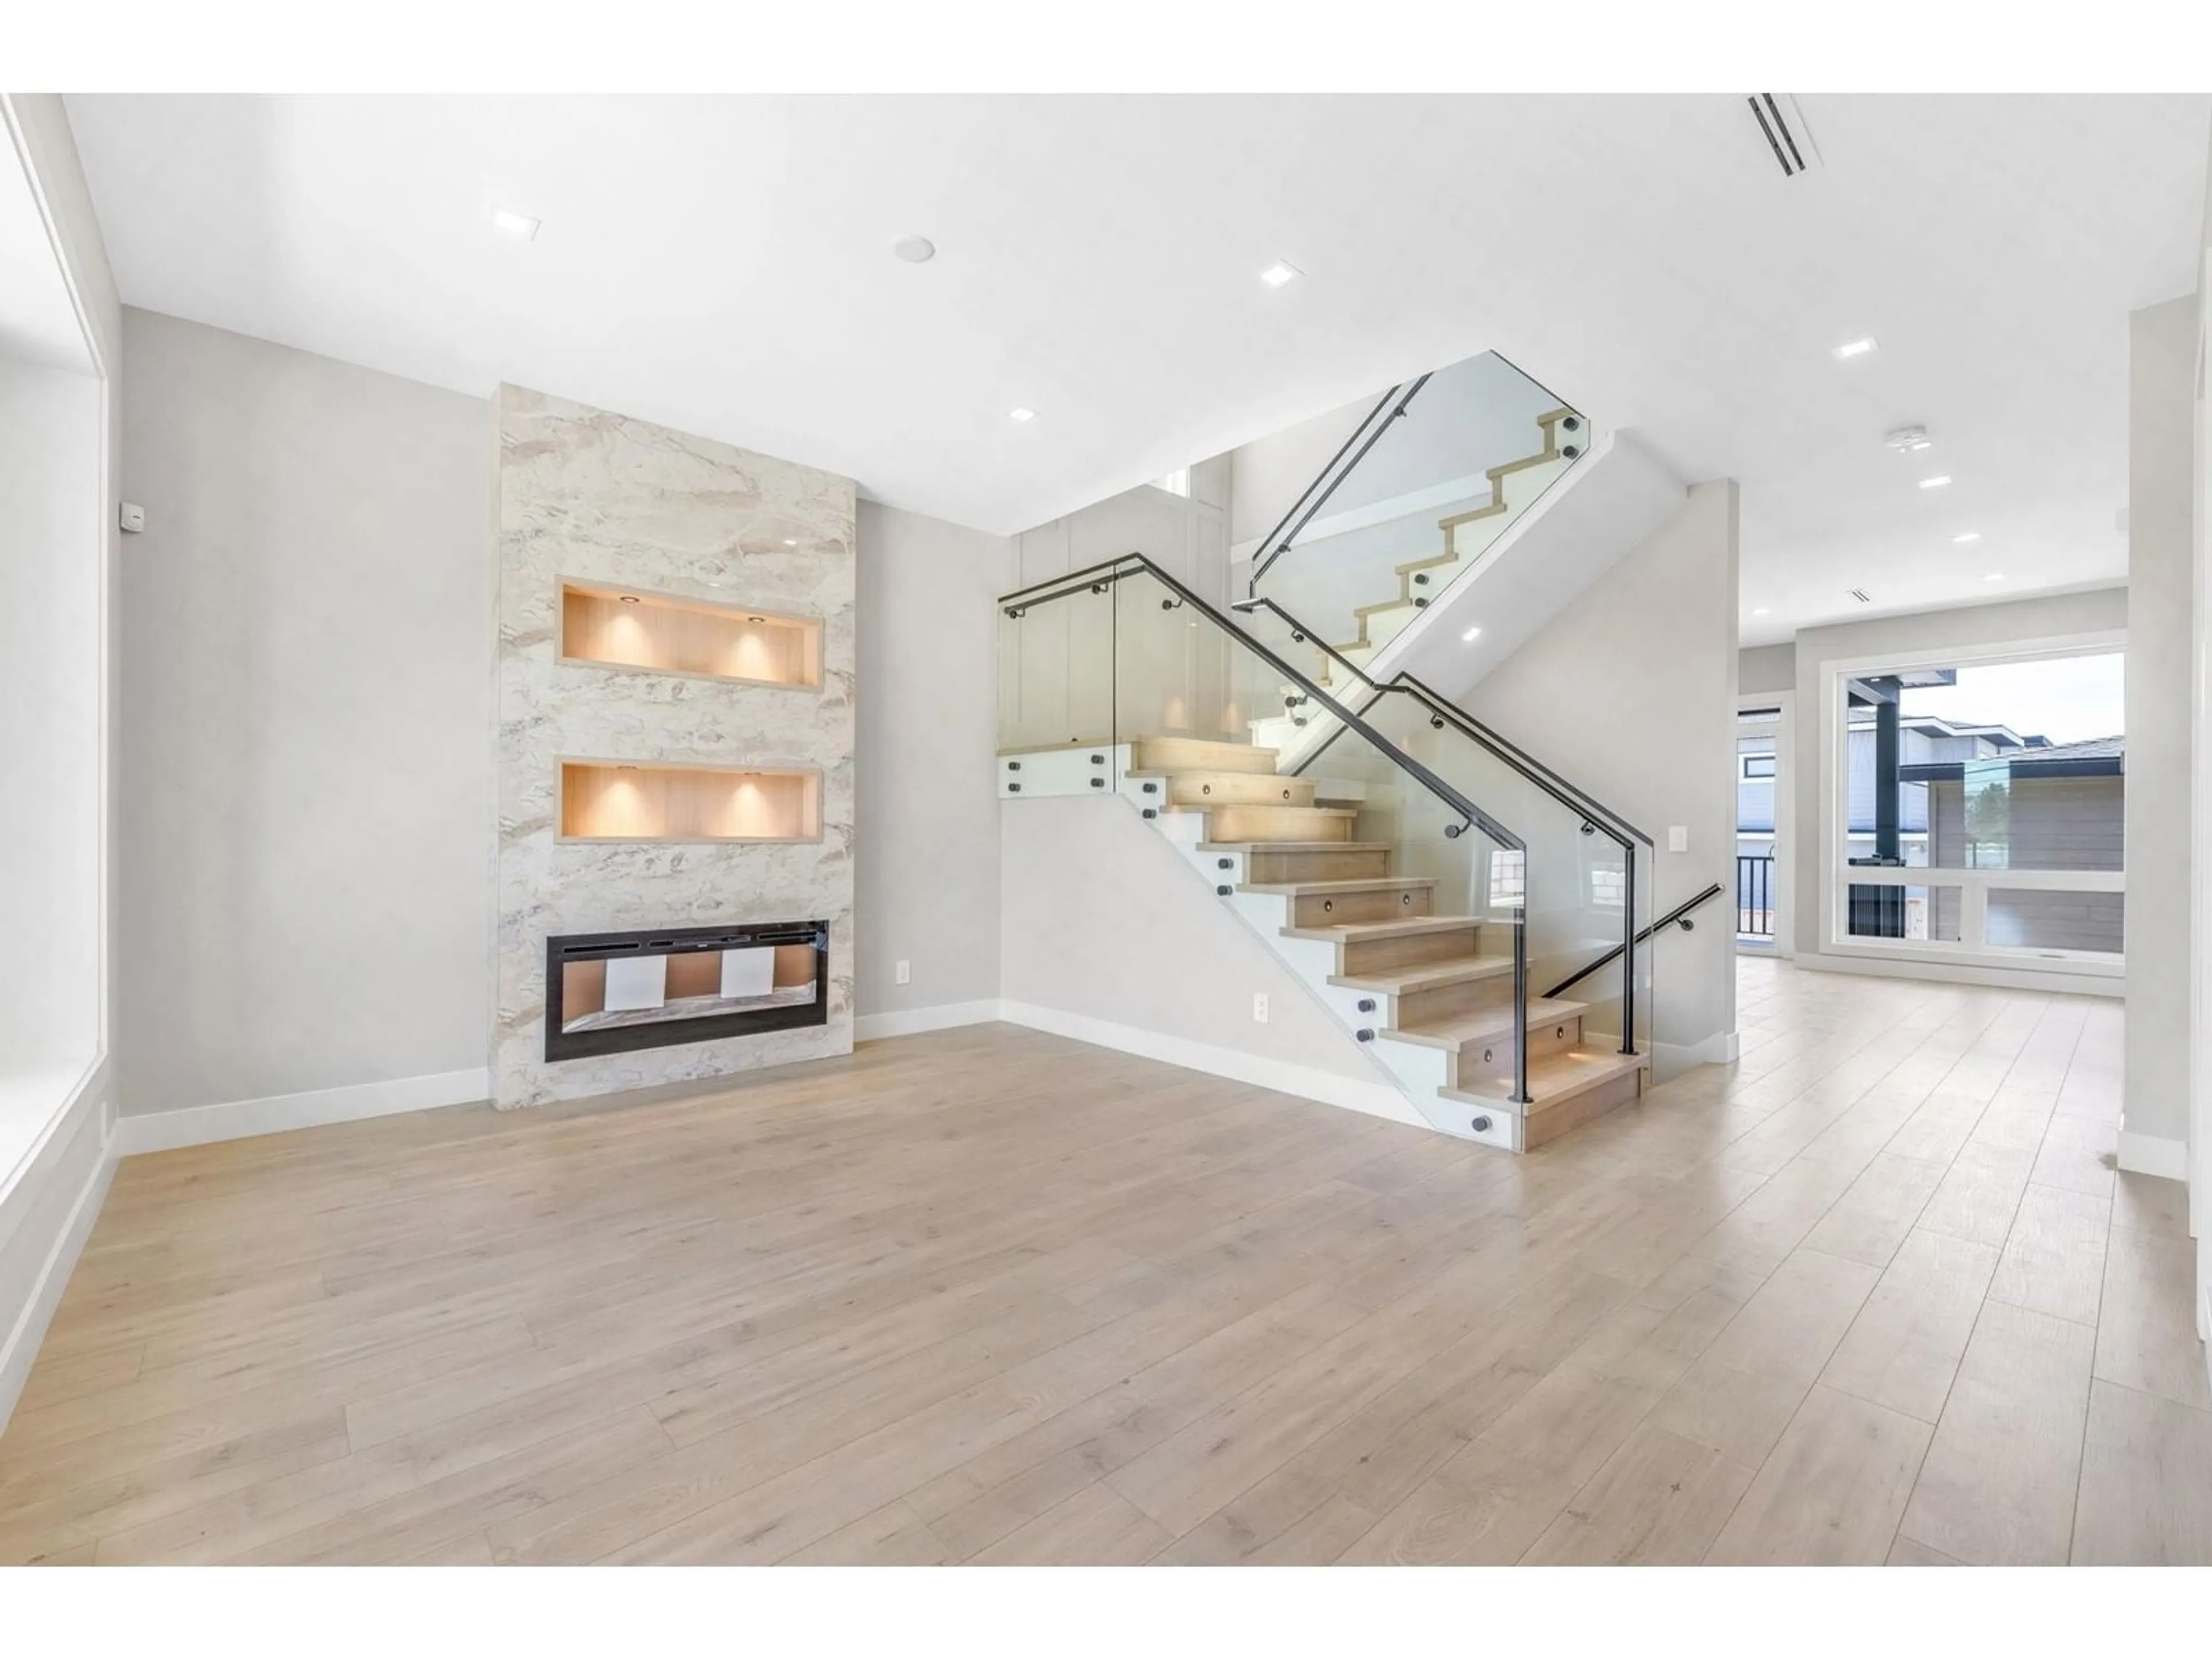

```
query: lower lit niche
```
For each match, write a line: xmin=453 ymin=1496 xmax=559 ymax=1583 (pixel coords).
xmin=558 ymin=759 xmax=822 ymax=843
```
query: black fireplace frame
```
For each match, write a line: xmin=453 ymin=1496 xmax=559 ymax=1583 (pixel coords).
xmin=543 ymin=919 xmax=830 ymax=1063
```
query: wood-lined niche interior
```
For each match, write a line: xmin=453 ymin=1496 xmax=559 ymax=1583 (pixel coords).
xmin=559 ymin=760 xmax=823 ymax=843
xmin=560 ymin=580 xmax=823 ymax=690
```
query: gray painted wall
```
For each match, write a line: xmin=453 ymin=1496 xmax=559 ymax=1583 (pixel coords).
xmin=1452 ymin=479 xmax=1743 ymax=1064
xmin=855 ymin=501 xmax=1010 ymax=1020
xmin=118 ymin=309 xmax=496 ymax=1116
xmin=2127 ymin=296 xmax=2196 ymax=1153
xmin=1739 ymin=643 xmax=1795 ymax=698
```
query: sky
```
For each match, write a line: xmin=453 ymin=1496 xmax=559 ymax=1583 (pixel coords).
xmin=1900 ymin=652 xmax=2126 ymax=745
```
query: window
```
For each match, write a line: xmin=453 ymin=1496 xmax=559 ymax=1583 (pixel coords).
xmin=1830 ymin=649 xmax=2124 ymax=967
xmin=1741 ymin=754 xmax=1775 ymax=779
xmin=1150 ymin=467 xmax=1191 ymax=498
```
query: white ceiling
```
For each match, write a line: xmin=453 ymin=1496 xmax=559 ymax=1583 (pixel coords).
xmin=65 ymin=94 xmax=2210 ymax=639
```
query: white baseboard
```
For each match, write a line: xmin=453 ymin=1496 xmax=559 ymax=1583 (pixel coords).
xmin=997 ymin=999 xmax=1421 ymax=1128
xmin=2116 ymin=1130 xmax=2190 ymax=1182
xmin=1792 ymin=949 xmax=2124 ymax=999
xmin=854 ymin=1000 xmax=1002 ymax=1042
xmin=1652 ymin=1030 xmax=1741 ymax=1071
xmin=114 ymin=1067 xmax=491 ymax=1156
xmin=0 ymin=1089 xmax=115 ymax=1431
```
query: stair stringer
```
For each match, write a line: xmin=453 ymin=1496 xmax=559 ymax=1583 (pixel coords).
xmin=1121 ymin=779 xmax=1518 ymax=1150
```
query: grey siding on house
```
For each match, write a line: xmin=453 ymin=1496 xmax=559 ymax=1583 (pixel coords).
xmin=1928 ymin=777 xmax=2125 ymax=871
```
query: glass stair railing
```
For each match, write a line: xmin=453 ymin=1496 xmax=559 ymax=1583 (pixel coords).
xmin=997 ymin=552 xmax=1665 ymax=1150
xmin=1245 ymin=350 xmax=1588 ymax=696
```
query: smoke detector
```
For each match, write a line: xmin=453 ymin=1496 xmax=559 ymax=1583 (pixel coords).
xmin=1885 ymin=425 xmax=1933 ymax=453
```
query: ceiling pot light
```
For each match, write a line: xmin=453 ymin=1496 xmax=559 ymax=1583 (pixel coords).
xmin=1884 ymin=425 xmax=1931 ymax=452
xmin=1752 ymin=607 xmax=1771 ymax=616
xmin=1985 ymin=573 xmax=2005 ymax=582
xmin=490 ymin=206 xmax=540 ymax=240
xmin=891 ymin=234 xmax=936 ymax=264
xmin=1832 ymin=337 xmax=1877 ymax=359
xmin=1918 ymin=476 xmax=1953 ymax=490
xmin=748 ymin=615 xmax=766 ymax=624
xmin=1008 ymin=408 xmax=1036 ymax=423
xmin=1952 ymin=532 xmax=1982 ymax=544
xmin=1260 ymin=260 xmax=1302 ymax=288
xmin=1461 ymin=626 xmax=1482 ymax=642
xmin=782 ymin=538 xmax=797 ymax=546
xmin=618 ymin=594 xmax=641 ymax=604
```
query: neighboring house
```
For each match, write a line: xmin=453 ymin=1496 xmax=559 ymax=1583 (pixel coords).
xmin=1736 ymin=716 xmax=2126 ymax=955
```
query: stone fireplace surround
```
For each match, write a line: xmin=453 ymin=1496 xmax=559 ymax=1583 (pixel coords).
xmin=493 ymin=387 xmax=857 ymax=1108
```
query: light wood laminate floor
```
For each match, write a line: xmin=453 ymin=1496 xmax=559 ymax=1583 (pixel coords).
xmin=4 ymin=958 xmax=2207 ymax=1565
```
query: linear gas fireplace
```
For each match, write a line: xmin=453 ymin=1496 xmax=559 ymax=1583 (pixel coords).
xmin=543 ymin=920 xmax=828 ymax=1063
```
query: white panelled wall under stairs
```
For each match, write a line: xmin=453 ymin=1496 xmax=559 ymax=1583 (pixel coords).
xmin=999 ymin=734 xmax=1646 ymax=1152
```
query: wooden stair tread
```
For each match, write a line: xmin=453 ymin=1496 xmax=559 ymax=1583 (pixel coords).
xmin=1281 ymin=914 xmax=1483 ymax=945
xmin=1200 ymin=840 xmax=1393 ymax=854
xmin=1379 ymin=997 xmax=1591 ymax=1052
xmin=1443 ymin=1046 xmax=1647 ymax=1110
xmin=1327 ymin=955 xmax=1514 ymax=995
xmin=1169 ymin=805 xmax=1355 ymax=820
xmin=1237 ymin=876 xmax=1438 ymax=897
xmin=1129 ymin=736 xmax=1281 ymax=773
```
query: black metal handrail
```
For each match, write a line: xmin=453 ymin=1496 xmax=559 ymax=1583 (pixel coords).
xmin=1246 ymin=377 xmax=1429 ymax=590
xmin=1545 ymin=882 xmax=1725 ymax=1002
xmin=998 ymin=551 xmax=1532 ymax=1104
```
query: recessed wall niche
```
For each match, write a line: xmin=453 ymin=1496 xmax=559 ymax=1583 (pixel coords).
xmin=559 ymin=579 xmax=823 ymax=690
xmin=495 ymin=384 xmax=857 ymax=1111
xmin=558 ymin=759 xmax=822 ymax=843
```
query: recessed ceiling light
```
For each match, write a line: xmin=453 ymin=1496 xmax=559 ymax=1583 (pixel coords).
xmin=1918 ymin=475 xmax=1952 ymax=490
xmin=618 ymin=594 xmax=640 ymax=604
xmin=490 ymin=206 xmax=540 ymax=240
xmin=1752 ymin=607 xmax=1771 ymax=616
xmin=1984 ymin=573 xmax=2005 ymax=582
xmin=782 ymin=538 xmax=797 ymax=546
xmin=1832 ymin=337 xmax=1876 ymax=359
xmin=1461 ymin=626 xmax=1482 ymax=642
xmin=1260 ymin=260 xmax=1302 ymax=289
xmin=891 ymin=234 xmax=936 ymax=264
xmin=1009 ymin=408 xmax=1036 ymax=423
xmin=1952 ymin=532 xmax=1982 ymax=544
xmin=748 ymin=615 xmax=766 ymax=623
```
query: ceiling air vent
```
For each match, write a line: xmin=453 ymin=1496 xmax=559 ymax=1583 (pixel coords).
xmin=1748 ymin=94 xmax=1813 ymax=177
xmin=1850 ymin=588 xmax=1873 ymax=605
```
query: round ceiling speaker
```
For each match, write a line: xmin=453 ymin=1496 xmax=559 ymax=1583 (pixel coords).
xmin=891 ymin=234 xmax=936 ymax=264
xmin=1884 ymin=425 xmax=1931 ymax=452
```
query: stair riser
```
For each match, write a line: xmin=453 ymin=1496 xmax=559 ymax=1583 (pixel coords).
xmin=1394 ymin=975 xmax=1515 ymax=1029
xmin=1130 ymin=738 xmax=1278 ymax=776
xmin=1289 ymin=888 xmax=1433 ymax=928
xmin=1444 ymin=1017 xmax=1585 ymax=1088
xmin=1525 ymin=1069 xmax=1642 ymax=1149
xmin=1340 ymin=929 xmax=1483 ymax=977
xmin=1245 ymin=847 xmax=1393 ymax=884
xmin=1167 ymin=775 xmax=1314 ymax=808
xmin=1206 ymin=806 xmax=1353 ymax=843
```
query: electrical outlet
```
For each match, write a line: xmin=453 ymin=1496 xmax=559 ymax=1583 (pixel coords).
xmin=895 ymin=959 xmax=911 ymax=986
xmin=1252 ymin=993 xmax=1269 ymax=1025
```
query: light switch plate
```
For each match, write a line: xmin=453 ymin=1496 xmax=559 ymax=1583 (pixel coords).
xmin=1667 ymin=825 xmax=1690 ymax=853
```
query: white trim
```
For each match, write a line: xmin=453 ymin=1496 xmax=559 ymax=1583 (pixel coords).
xmin=113 ymin=1067 xmax=490 ymax=1156
xmin=1653 ymin=1031 xmax=1741 ymax=1071
xmin=854 ymin=1001 xmax=1002 ymax=1041
xmin=996 ymin=999 xmax=1422 ymax=1128
xmin=2116 ymin=1130 xmax=2190 ymax=1182
xmin=0 ymin=1088 xmax=113 ymax=1431
xmin=1792 ymin=949 xmax=2124 ymax=999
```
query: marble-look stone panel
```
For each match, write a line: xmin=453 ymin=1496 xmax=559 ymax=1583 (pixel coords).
xmin=495 ymin=385 xmax=856 ymax=1107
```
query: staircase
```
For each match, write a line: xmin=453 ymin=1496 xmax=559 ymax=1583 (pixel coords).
xmin=1105 ymin=734 xmax=1647 ymax=1152
xmin=1304 ymin=407 xmax=1584 ymax=694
